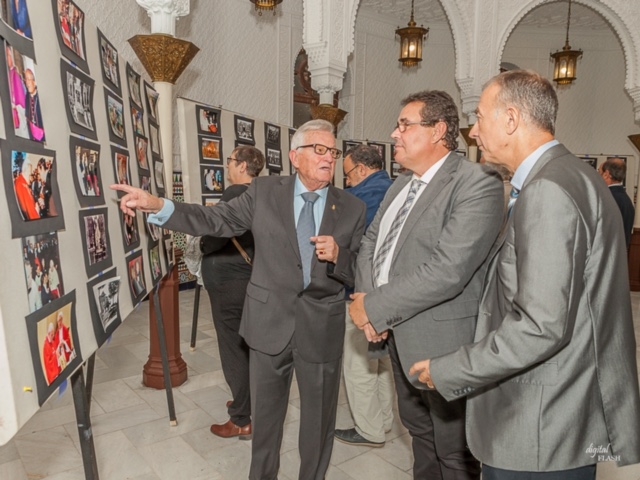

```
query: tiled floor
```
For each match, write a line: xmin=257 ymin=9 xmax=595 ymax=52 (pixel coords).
xmin=1 ymin=288 xmax=640 ymax=480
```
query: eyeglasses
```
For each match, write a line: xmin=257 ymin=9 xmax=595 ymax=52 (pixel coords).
xmin=297 ymin=144 xmax=342 ymax=159
xmin=344 ymin=164 xmax=360 ymax=177
xmin=226 ymin=157 xmax=238 ymax=166
xmin=394 ymin=121 xmax=431 ymax=133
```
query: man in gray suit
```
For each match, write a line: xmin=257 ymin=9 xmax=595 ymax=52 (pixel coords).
xmin=349 ymin=90 xmax=504 ymax=479
xmin=113 ymin=119 xmax=366 ymax=480
xmin=412 ymin=70 xmax=640 ymax=479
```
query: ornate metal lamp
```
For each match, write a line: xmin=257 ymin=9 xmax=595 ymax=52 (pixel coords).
xmin=250 ymin=0 xmax=283 ymax=16
xmin=550 ymin=0 xmax=583 ymax=85
xmin=395 ymin=0 xmax=429 ymax=68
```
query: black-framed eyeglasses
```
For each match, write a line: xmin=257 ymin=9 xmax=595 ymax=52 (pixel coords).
xmin=394 ymin=121 xmax=430 ymax=133
xmin=344 ymin=164 xmax=360 ymax=177
xmin=297 ymin=144 xmax=342 ymax=159
xmin=226 ymin=157 xmax=238 ymax=166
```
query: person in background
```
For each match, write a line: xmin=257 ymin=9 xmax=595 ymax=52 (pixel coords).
xmin=335 ymin=145 xmax=395 ymax=448
xmin=200 ymin=145 xmax=265 ymax=440
xmin=599 ymin=156 xmax=635 ymax=249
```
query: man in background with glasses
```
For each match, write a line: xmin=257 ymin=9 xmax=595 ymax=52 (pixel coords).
xmin=112 ymin=119 xmax=366 ymax=480
xmin=349 ymin=90 xmax=504 ymax=479
xmin=335 ymin=145 xmax=395 ymax=448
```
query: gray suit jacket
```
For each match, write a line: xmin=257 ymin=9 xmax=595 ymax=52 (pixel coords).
xmin=356 ymin=153 xmax=504 ymax=388
xmin=431 ymin=144 xmax=640 ymax=470
xmin=164 ymin=174 xmax=366 ymax=363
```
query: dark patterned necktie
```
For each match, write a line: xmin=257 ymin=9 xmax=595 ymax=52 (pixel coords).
xmin=297 ymin=192 xmax=319 ymax=288
xmin=372 ymin=179 xmax=424 ymax=283
xmin=507 ymin=187 xmax=519 ymax=217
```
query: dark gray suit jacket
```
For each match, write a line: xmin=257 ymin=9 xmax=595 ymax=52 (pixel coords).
xmin=164 ymin=174 xmax=366 ymax=363
xmin=356 ymin=153 xmax=504 ymax=388
xmin=431 ymin=144 xmax=640 ymax=470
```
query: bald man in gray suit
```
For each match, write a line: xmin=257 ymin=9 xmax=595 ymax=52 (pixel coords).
xmin=412 ymin=70 xmax=640 ymax=479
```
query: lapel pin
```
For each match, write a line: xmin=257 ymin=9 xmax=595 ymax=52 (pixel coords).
xmin=332 ymin=204 xmax=336 ymax=211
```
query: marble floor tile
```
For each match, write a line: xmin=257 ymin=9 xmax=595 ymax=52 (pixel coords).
xmin=0 ymin=458 xmax=28 ymax=480
xmin=90 ymin=403 xmax=163 ymax=437
xmin=94 ymin=430 xmax=154 ymax=479
xmin=14 ymin=426 xmax=83 ymax=478
xmin=181 ymin=425 xmax=252 ymax=463
xmin=122 ymin=408 xmax=214 ymax=447
xmin=91 ymin=378 xmax=146 ymax=413
xmin=337 ymin=451 xmax=412 ymax=480
xmin=137 ymin=436 xmax=221 ymax=480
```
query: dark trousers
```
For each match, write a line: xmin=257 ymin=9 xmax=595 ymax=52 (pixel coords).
xmin=206 ymin=279 xmax=251 ymax=427
xmin=248 ymin=333 xmax=341 ymax=480
xmin=388 ymin=334 xmax=480 ymax=480
xmin=483 ymin=464 xmax=596 ymax=480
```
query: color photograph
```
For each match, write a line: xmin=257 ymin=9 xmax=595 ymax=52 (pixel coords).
xmin=135 ymin=135 xmax=149 ymax=171
xmin=112 ymin=147 xmax=131 ymax=190
xmin=120 ymin=208 xmax=140 ymax=251
xmin=98 ymin=29 xmax=120 ymax=94
xmin=74 ymin=143 xmax=100 ymax=197
xmin=149 ymin=122 xmax=161 ymax=156
xmin=105 ymin=88 xmax=126 ymax=147
xmin=11 ymin=151 xmax=58 ymax=221
xmin=131 ymin=101 xmax=144 ymax=136
xmin=201 ymin=165 xmax=225 ymax=196
xmin=149 ymin=244 xmax=162 ymax=284
xmin=126 ymin=62 xmax=142 ymax=108
xmin=197 ymin=105 xmax=221 ymax=135
xmin=56 ymin=0 xmax=85 ymax=60
xmin=22 ymin=232 xmax=64 ymax=313
xmin=145 ymin=81 xmax=158 ymax=122
xmin=199 ymin=136 xmax=222 ymax=164
xmin=2 ymin=0 xmax=32 ymax=39
xmin=127 ymin=251 xmax=147 ymax=304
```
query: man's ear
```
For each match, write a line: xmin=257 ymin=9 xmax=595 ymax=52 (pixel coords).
xmin=433 ymin=121 xmax=447 ymax=144
xmin=289 ymin=150 xmax=298 ymax=169
xmin=505 ymin=106 xmax=520 ymax=135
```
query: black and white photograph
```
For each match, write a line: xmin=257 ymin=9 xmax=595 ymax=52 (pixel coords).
xmin=266 ymin=147 xmax=282 ymax=171
xmin=79 ymin=207 xmax=112 ymax=278
xmin=144 ymin=212 xmax=161 ymax=243
xmin=201 ymin=165 xmax=225 ymax=196
xmin=265 ymin=123 xmax=281 ymax=146
xmin=69 ymin=137 xmax=103 ymax=207
xmin=197 ymin=105 xmax=221 ymax=136
xmin=104 ymin=88 xmax=126 ymax=147
xmin=199 ymin=136 xmax=222 ymax=164
xmin=119 ymin=208 xmax=140 ymax=252
xmin=234 ymin=115 xmax=255 ymax=144
xmin=98 ymin=29 xmax=120 ymax=95
xmin=144 ymin=81 xmax=158 ymax=122
xmin=61 ymin=59 xmax=96 ymax=140
xmin=579 ymin=156 xmax=597 ymax=169
xmin=343 ymin=140 xmax=362 ymax=155
xmin=390 ymin=160 xmax=403 ymax=179
xmin=22 ymin=232 xmax=64 ymax=314
xmin=154 ymin=160 xmax=165 ymax=192
xmin=149 ymin=122 xmax=161 ymax=156
xmin=163 ymin=237 xmax=174 ymax=270
xmin=52 ymin=0 xmax=88 ymax=73
xmin=87 ymin=268 xmax=121 ymax=347
xmin=26 ymin=292 xmax=81 ymax=405
xmin=126 ymin=62 xmax=142 ymax=108
xmin=5 ymin=44 xmax=44 ymax=142
xmin=1 ymin=140 xmax=65 ymax=238
xmin=131 ymin=101 xmax=144 ymax=136
xmin=127 ymin=250 xmax=147 ymax=305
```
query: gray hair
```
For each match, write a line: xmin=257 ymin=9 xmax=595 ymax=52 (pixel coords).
xmin=487 ymin=70 xmax=558 ymax=135
xmin=290 ymin=119 xmax=334 ymax=151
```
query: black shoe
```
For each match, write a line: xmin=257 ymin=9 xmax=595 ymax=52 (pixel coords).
xmin=334 ymin=428 xmax=384 ymax=448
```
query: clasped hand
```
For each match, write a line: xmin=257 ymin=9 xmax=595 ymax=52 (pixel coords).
xmin=349 ymin=292 xmax=388 ymax=343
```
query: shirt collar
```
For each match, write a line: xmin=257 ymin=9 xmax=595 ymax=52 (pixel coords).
xmin=413 ymin=151 xmax=450 ymax=183
xmin=294 ymin=174 xmax=329 ymax=200
xmin=510 ymin=140 xmax=559 ymax=191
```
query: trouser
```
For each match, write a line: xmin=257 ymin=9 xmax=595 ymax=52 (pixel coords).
xmin=206 ymin=279 xmax=251 ymax=426
xmin=483 ymin=464 xmax=596 ymax=480
xmin=248 ymin=334 xmax=341 ymax=480
xmin=342 ymin=303 xmax=394 ymax=442
xmin=388 ymin=333 xmax=480 ymax=480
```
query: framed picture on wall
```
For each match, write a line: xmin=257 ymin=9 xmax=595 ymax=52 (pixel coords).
xmin=201 ymin=165 xmax=225 ymax=197
xmin=196 ymin=105 xmax=221 ymax=136
xmin=22 ymin=232 xmax=64 ymax=314
xmin=266 ymin=147 xmax=282 ymax=171
xmin=61 ymin=59 xmax=96 ymax=140
xmin=234 ymin=115 xmax=255 ymax=145
xmin=97 ymin=29 xmax=121 ymax=96
xmin=3 ymin=43 xmax=44 ymax=142
xmin=119 ymin=208 xmax=140 ymax=253
xmin=390 ymin=160 xmax=402 ymax=179
xmin=111 ymin=146 xmax=132 ymax=195
xmin=144 ymin=81 xmax=159 ymax=123
xmin=26 ymin=291 xmax=82 ymax=406
xmin=104 ymin=87 xmax=126 ymax=147
xmin=149 ymin=122 xmax=162 ymax=158
xmin=148 ymin=244 xmax=162 ymax=286
xmin=51 ymin=0 xmax=89 ymax=73
xmin=367 ymin=142 xmax=387 ymax=169
xmin=579 ymin=156 xmax=597 ymax=169
xmin=69 ymin=136 xmax=104 ymax=207
xmin=135 ymin=135 xmax=150 ymax=171
xmin=126 ymin=62 xmax=143 ymax=108
xmin=0 ymin=0 xmax=33 ymax=47
xmin=265 ymin=123 xmax=281 ymax=147
xmin=199 ymin=135 xmax=223 ymax=164
xmin=131 ymin=100 xmax=145 ymax=136
xmin=1 ymin=139 xmax=65 ymax=238
xmin=126 ymin=250 xmax=147 ymax=305
xmin=86 ymin=267 xmax=121 ymax=348
xmin=79 ymin=207 xmax=113 ymax=278
xmin=343 ymin=140 xmax=362 ymax=155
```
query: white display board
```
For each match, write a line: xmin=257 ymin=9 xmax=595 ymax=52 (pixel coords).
xmin=0 ymin=0 xmax=169 ymax=445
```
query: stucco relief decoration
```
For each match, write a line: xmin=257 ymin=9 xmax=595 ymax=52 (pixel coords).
xmin=136 ymin=0 xmax=190 ymax=36
xmin=128 ymin=34 xmax=199 ymax=84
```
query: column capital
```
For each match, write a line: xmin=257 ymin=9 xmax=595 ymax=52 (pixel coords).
xmin=136 ymin=0 xmax=190 ymax=36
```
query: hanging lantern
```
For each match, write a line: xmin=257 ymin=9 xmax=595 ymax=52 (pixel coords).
xmin=395 ymin=0 xmax=429 ymax=68
xmin=249 ymin=0 xmax=283 ymax=16
xmin=550 ymin=0 xmax=583 ymax=85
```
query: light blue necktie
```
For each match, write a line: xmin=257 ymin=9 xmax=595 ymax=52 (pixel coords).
xmin=297 ymin=192 xmax=319 ymax=288
xmin=372 ymin=179 xmax=424 ymax=283
xmin=507 ymin=187 xmax=520 ymax=217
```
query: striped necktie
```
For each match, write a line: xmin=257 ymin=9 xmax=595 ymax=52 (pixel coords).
xmin=297 ymin=192 xmax=319 ymax=288
xmin=372 ymin=179 xmax=424 ymax=283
